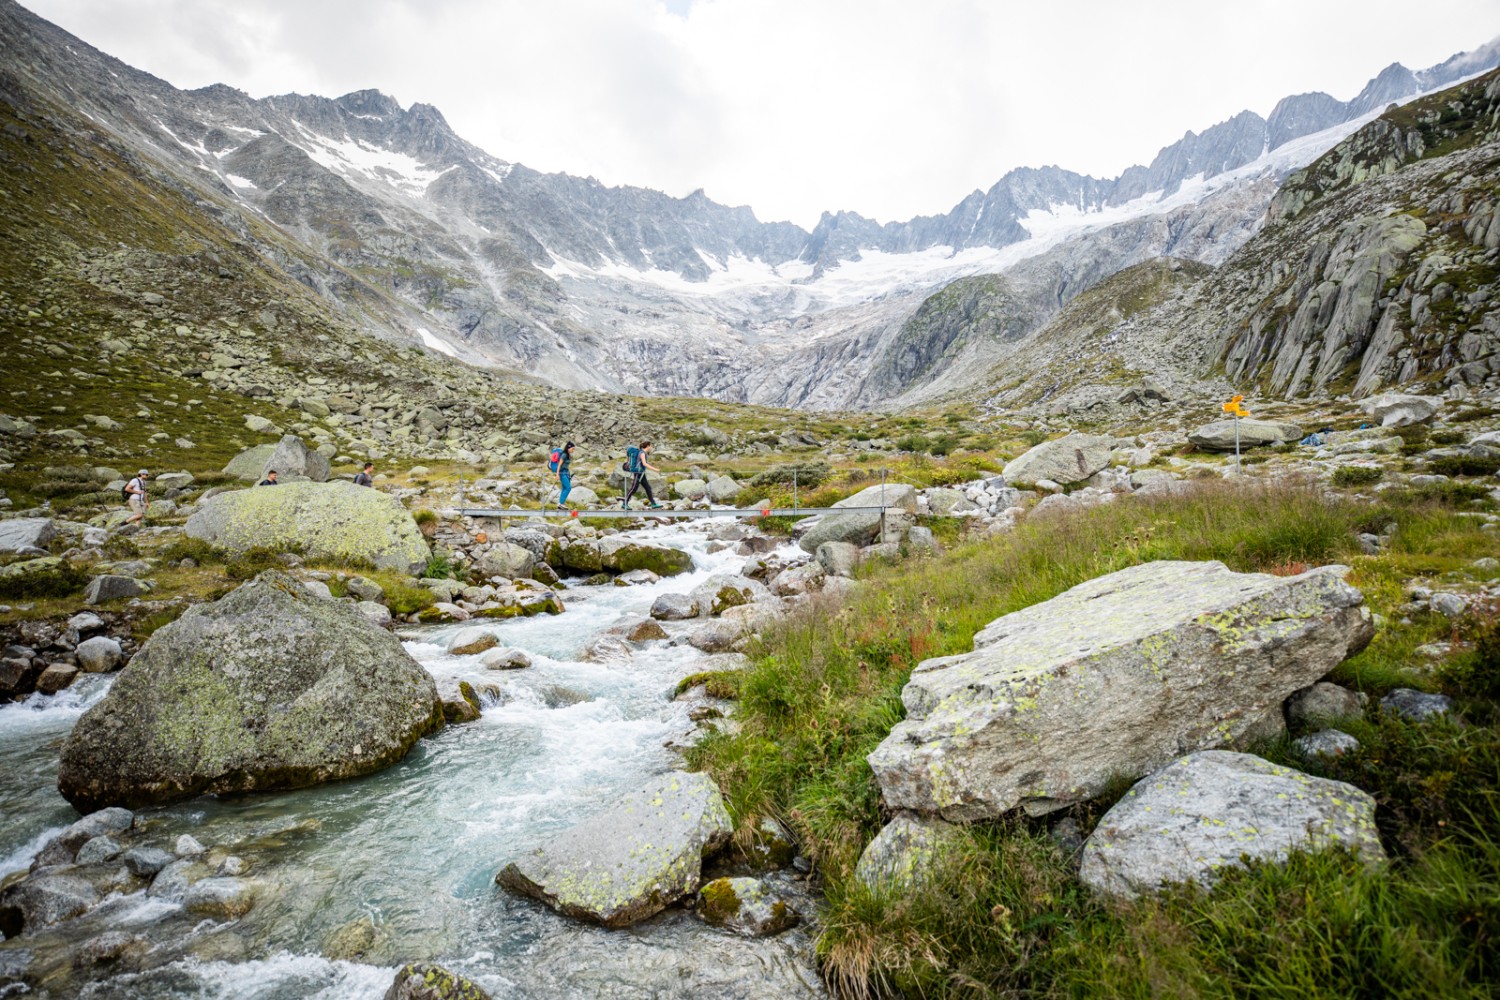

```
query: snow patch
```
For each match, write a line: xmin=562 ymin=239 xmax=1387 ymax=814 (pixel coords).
xmin=225 ymin=173 xmax=257 ymax=190
xmin=416 ymin=327 xmax=458 ymax=357
xmin=290 ymin=123 xmax=448 ymax=195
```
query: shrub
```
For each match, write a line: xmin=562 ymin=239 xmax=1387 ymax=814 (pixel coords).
xmin=1429 ymin=455 xmax=1500 ymax=478
xmin=412 ymin=508 xmax=439 ymax=526
xmin=423 ymin=550 xmax=463 ymax=581
xmin=383 ymin=579 xmax=435 ymax=614
xmin=157 ymin=536 xmax=219 ymax=564
xmin=1332 ymin=465 xmax=1384 ymax=487
xmin=0 ymin=560 xmax=89 ymax=599
xmin=748 ymin=461 xmax=830 ymax=490
xmin=223 ymin=546 xmax=286 ymax=581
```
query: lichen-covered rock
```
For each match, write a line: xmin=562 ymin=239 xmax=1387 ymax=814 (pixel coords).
xmin=1294 ymin=729 xmax=1361 ymax=759
xmin=83 ymin=574 xmax=147 ymax=605
xmin=478 ymin=646 xmax=532 ymax=670
xmin=867 ymin=560 xmax=1373 ymax=820
xmin=185 ymin=481 xmax=431 ymax=575
xmin=57 ymin=571 xmax=443 ymax=811
xmin=1187 ymin=419 xmax=1303 ymax=451
xmin=551 ymin=536 xmax=694 ymax=577
xmin=0 ymin=872 xmax=98 ymax=935
xmin=695 ymin=877 xmax=800 ymax=937
xmin=1380 ymin=688 xmax=1454 ymax=722
xmin=496 ymin=771 xmax=732 ymax=927
xmin=223 ymin=443 xmax=277 ymax=481
xmin=447 ymin=628 xmax=498 ymax=656
xmin=1286 ymin=682 xmax=1366 ymax=726
xmin=650 ymin=592 xmax=700 ymax=621
xmin=1079 ymin=750 xmax=1384 ymax=899
xmin=0 ymin=517 xmax=56 ymax=554
xmin=264 ymin=434 xmax=330 ymax=482
xmin=182 ymin=876 xmax=258 ymax=919
xmin=1360 ymin=393 xmax=1441 ymax=427
xmin=689 ymin=574 xmax=771 ymax=616
xmin=434 ymin=677 xmax=482 ymax=723
xmin=384 ymin=962 xmax=492 ymax=1000
xmin=1002 ymin=433 xmax=1112 ymax=485
xmin=475 ymin=542 xmax=535 ymax=581
xmin=798 ymin=484 xmax=917 ymax=553
xmin=854 ymin=814 xmax=961 ymax=890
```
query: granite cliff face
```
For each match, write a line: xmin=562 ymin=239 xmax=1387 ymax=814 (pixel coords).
xmin=0 ymin=0 xmax=1495 ymax=410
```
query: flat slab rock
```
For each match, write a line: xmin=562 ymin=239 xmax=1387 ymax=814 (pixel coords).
xmin=1079 ymin=750 xmax=1384 ymax=899
xmin=496 ymin=771 xmax=731 ymax=928
xmin=867 ymin=560 xmax=1373 ymax=820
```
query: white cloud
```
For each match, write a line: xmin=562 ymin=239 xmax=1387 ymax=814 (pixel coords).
xmin=21 ymin=0 xmax=1500 ymax=227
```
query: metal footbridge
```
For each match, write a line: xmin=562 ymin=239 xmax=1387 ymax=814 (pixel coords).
xmin=452 ymin=505 xmax=887 ymax=520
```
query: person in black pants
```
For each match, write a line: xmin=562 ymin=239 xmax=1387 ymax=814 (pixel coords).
xmin=621 ymin=440 xmax=662 ymax=509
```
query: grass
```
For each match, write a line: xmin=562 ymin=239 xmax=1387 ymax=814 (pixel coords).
xmin=686 ymin=480 xmax=1500 ymax=998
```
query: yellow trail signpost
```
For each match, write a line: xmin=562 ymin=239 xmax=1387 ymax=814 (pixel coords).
xmin=1222 ymin=395 xmax=1250 ymax=474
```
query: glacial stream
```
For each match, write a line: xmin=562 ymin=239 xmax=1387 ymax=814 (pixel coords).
xmin=0 ymin=525 xmax=826 ymax=999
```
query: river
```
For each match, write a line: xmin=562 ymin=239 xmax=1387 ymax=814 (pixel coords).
xmin=0 ymin=524 xmax=825 ymax=999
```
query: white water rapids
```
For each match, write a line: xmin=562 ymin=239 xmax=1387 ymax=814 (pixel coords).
xmin=0 ymin=524 xmax=826 ymax=999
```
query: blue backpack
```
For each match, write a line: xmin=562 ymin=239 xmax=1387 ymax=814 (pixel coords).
xmin=547 ymin=446 xmax=564 ymax=473
xmin=625 ymin=446 xmax=642 ymax=474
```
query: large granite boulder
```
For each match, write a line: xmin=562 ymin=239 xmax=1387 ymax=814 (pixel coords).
xmin=475 ymin=542 xmax=535 ymax=581
xmin=185 ymin=481 xmax=430 ymax=575
xmin=1187 ymin=419 xmax=1302 ymax=451
xmin=223 ymin=443 xmax=277 ymax=481
xmin=689 ymin=574 xmax=771 ymax=616
xmin=551 ymin=536 xmax=693 ymax=577
xmin=265 ymin=434 xmax=330 ymax=482
xmin=0 ymin=518 xmax=56 ymax=554
xmin=57 ymin=571 xmax=443 ymax=811
xmin=867 ymin=561 xmax=1373 ymax=820
xmin=854 ymin=814 xmax=961 ymax=890
xmin=496 ymin=771 xmax=731 ymax=927
xmin=1360 ymin=393 xmax=1441 ymax=427
xmin=1079 ymin=751 xmax=1384 ymax=899
xmin=798 ymin=484 xmax=917 ymax=553
xmin=1002 ymin=433 xmax=1112 ymax=486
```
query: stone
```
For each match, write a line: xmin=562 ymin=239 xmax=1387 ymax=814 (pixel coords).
xmin=597 ymin=537 xmax=693 ymax=576
xmin=146 ymin=859 xmax=196 ymax=901
xmin=1360 ymin=393 xmax=1441 ymax=427
xmin=73 ymin=835 xmax=123 ymax=865
xmin=435 ymin=677 xmax=482 ymax=723
xmin=384 ymin=962 xmax=493 ymax=1000
xmin=1286 ymin=682 xmax=1365 ymax=726
xmin=1079 ymin=751 xmax=1384 ymax=899
xmin=689 ymin=574 xmax=771 ymax=616
xmin=695 ymin=876 xmax=800 ymax=937
xmin=650 ymin=592 xmax=700 ymax=621
xmin=154 ymin=472 xmax=194 ymax=491
xmin=798 ymin=484 xmax=917 ymax=553
xmin=816 ymin=541 xmax=860 ymax=577
xmin=478 ymin=646 xmax=532 ymax=670
xmin=769 ymin=562 xmax=824 ymax=597
xmin=1430 ymin=593 xmax=1469 ymax=618
xmin=183 ymin=877 xmax=258 ymax=919
xmin=57 ymin=571 xmax=443 ymax=811
xmin=35 ymin=662 xmax=79 ymax=694
xmin=1003 ymin=433 xmax=1112 ymax=485
xmin=0 ymin=873 xmax=98 ymax=934
xmin=614 ymin=568 xmax=660 ymax=587
xmin=75 ymin=930 xmax=148 ymax=967
xmin=264 ymin=434 xmax=330 ymax=482
xmin=223 ymin=443 xmax=278 ymax=480
xmin=743 ymin=816 xmax=797 ymax=870
xmin=1187 ymin=419 xmax=1302 ymax=452
xmin=925 ymin=488 xmax=977 ymax=516
xmin=358 ymin=601 xmax=393 ymax=627
xmin=83 ymin=575 xmax=147 ymax=605
xmin=688 ymin=618 xmax=746 ymax=653
xmin=867 ymin=561 xmax=1373 ymax=820
xmin=186 ymin=481 xmax=432 ymax=575
xmin=175 ymin=834 xmax=206 ymax=857
xmin=477 ymin=542 xmax=535 ymax=581
xmin=447 ymin=628 xmax=498 ymax=656
xmin=122 ymin=847 xmax=175 ymax=877
xmin=1380 ymin=688 xmax=1454 ymax=722
xmin=303 ymin=580 xmax=334 ymax=600
xmin=50 ymin=808 xmax=134 ymax=857
xmin=0 ymin=518 xmax=56 ymax=554
xmin=706 ymin=476 xmax=742 ymax=503
xmin=496 ymin=771 xmax=732 ymax=927
xmin=346 ymin=576 xmax=385 ymax=602
xmin=854 ymin=813 xmax=961 ymax=890
xmin=1294 ymin=729 xmax=1361 ymax=759
xmin=673 ymin=478 xmax=709 ymax=500
xmin=67 ymin=612 xmax=104 ymax=633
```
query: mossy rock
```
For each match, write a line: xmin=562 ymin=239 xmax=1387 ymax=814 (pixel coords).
xmin=384 ymin=962 xmax=492 ymax=1000
xmin=694 ymin=876 xmax=800 ymax=937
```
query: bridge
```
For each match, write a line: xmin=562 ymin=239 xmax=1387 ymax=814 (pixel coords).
xmin=453 ymin=505 xmax=888 ymax=520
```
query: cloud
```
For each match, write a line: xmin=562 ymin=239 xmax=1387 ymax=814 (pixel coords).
xmin=20 ymin=0 xmax=1500 ymax=227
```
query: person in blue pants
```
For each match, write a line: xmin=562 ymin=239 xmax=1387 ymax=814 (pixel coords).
xmin=555 ymin=441 xmax=576 ymax=510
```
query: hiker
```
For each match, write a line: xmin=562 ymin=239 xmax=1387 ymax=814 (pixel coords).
xmin=549 ymin=442 xmax=576 ymax=510
xmin=620 ymin=440 xmax=663 ymax=509
xmin=258 ymin=470 xmax=280 ymax=486
xmin=124 ymin=469 xmax=149 ymax=525
xmin=354 ymin=461 xmax=375 ymax=487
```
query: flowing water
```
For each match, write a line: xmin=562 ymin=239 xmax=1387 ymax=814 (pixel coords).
xmin=0 ymin=525 xmax=826 ymax=999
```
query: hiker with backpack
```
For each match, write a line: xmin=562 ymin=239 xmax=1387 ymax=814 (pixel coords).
xmin=620 ymin=440 xmax=663 ymax=510
xmin=123 ymin=469 xmax=148 ymax=525
xmin=549 ymin=442 xmax=576 ymax=510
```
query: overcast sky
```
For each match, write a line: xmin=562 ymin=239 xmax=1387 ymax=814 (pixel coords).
xmin=21 ymin=0 xmax=1500 ymax=227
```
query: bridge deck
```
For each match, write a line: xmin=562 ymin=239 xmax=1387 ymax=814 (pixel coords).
xmin=453 ymin=506 xmax=886 ymax=519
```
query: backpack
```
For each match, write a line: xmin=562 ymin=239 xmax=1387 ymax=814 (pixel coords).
xmin=625 ymin=446 xmax=642 ymax=474
xmin=547 ymin=447 xmax=563 ymax=473
xmin=122 ymin=477 xmax=140 ymax=503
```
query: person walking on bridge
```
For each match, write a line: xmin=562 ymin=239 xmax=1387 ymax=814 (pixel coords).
xmin=620 ymin=440 xmax=662 ymax=510
xmin=551 ymin=441 xmax=576 ymax=510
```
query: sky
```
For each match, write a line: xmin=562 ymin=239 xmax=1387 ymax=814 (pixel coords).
xmin=21 ymin=0 xmax=1500 ymax=228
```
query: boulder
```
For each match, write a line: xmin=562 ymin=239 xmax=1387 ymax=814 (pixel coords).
xmin=1079 ymin=750 xmax=1384 ymax=899
xmin=1286 ymin=682 xmax=1365 ymax=726
xmin=447 ymin=628 xmax=498 ymax=656
xmin=1002 ymin=433 xmax=1112 ymax=486
xmin=57 ymin=571 xmax=443 ymax=811
xmin=183 ymin=877 xmax=258 ymax=919
xmin=434 ymin=677 xmax=482 ymax=723
xmin=925 ymin=489 xmax=977 ymax=516
xmin=496 ymin=771 xmax=732 ymax=927
xmin=854 ymin=813 xmax=961 ymax=890
xmin=673 ymin=479 xmax=709 ymax=500
xmin=185 ymin=481 xmax=431 ymax=575
xmin=1187 ymin=419 xmax=1302 ymax=452
xmin=0 ymin=518 xmax=56 ymax=554
xmin=264 ymin=435 xmax=330 ymax=482
xmin=35 ymin=663 xmax=78 ymax=694
xmin=222 ymin=444 xmax=278 ymax=481
xmin=695 ymin=877 xmax=800 ymax=937
xmin=358 ymin=601 xmax=393 ymax=628
xmin=74 ymin=636 xmax=123 ymax=673
xmin=83 ymin=575 xmax=147 ymax=605
xmin=478 ymin=647 xmax=532 ymax=670
xmin=0 ymin=873 xmax=98 ymax=935
xmin=816 ymin=541 xmax=860 ymax=577
xmin=1294 ymin=729 xmax=1361 ymax=759
xmin=384 ymin=963 xmax=493 ymax=1000
xmin=614 ymin=569 xmax=660 ymax=587
xmin=476 ymin=542 xmax=535 ymax=581
xmin=598 ymin=536 xmax=693 ymax=576
xmin=866 ymin=561 xmax=1373 ymax=820
xmin=706 ymin=477 xmax=742 ymax=503
xmin=122 ymin=847 xmax=175 ymax=877
xmin=1361 ymin=393 xmax=1441 ymax=427
xmin=1380 ymin=688 xmax=1454 ymax=722
xmin=689 ymin=574 xmax=771 ymax=616
xmin=798 ymin=484 xmax=917 ymax=554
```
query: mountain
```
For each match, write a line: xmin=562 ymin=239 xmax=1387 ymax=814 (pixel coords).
xmin=0 ymin=0 xmax=1496 ymax=410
